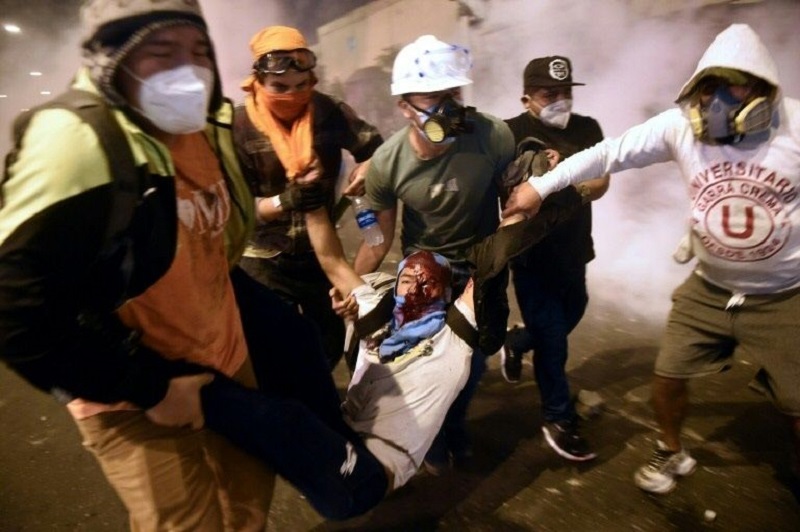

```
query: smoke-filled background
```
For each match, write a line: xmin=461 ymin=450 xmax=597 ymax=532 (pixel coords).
xmin=1 ymin=0 xmax=799 ymax=326
xmin=464 ymin=0 xmax=800 ymax=324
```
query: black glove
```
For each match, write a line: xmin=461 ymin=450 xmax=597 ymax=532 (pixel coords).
xmin=278 ymin=181 xmax=328 ymax=212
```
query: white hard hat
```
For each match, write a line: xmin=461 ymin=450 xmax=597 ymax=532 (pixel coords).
xmin=391 ymin=35 xmax=473 ymax=96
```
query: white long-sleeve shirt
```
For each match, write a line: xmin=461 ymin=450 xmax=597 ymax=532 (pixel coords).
xmin=529 ymin=98 xmax=800 ymax=294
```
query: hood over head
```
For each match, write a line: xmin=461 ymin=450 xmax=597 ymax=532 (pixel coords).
xmin=80 ymin=0 xmax=222 ymax=111
xmin=676 ymin=23 xmax=780 ymax=102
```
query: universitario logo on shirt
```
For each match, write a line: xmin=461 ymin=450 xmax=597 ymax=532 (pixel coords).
xmin=689 ymin=160 xmax=795 ymax=262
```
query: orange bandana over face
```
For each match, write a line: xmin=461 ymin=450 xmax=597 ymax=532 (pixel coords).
xmin=241 ymin=25 xmax=315 ymax=180
xmin=244 ymin=86 xmax=314 ymax=180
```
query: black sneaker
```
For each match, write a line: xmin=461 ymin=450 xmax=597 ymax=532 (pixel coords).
xmin=500 ymin=325 xmax=527 ymax=383
xmin=500 ymin=346 xmax=523 ymax=383
xmin=542 ymin=420 xmax=597 ymax=461
xmin=422 ymin=457 xmax=450 ymax=476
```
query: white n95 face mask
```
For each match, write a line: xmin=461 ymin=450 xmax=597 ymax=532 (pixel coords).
xmin=127 ymin=64 xmax=213 ymax=135
xmin=538 ymin=99 xmax=572 ymax=129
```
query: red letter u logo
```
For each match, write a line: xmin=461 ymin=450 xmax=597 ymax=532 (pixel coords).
xmin=722 ymin=205 xmax=754 ymax=239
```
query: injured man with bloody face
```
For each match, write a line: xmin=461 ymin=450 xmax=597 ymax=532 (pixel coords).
xmin=343 ymin=250 xmax=473 ymax=490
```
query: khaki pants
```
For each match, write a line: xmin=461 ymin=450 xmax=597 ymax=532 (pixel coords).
xmin=75 ymin=360 xmax=274 ymax=531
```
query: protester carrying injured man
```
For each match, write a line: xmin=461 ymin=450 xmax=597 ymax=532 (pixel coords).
xmin=300 ymin=130 xmax=585 ymax=492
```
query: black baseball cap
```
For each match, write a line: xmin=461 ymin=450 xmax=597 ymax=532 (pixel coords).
xmin=523 ymin=56 xmax=585 ymax=89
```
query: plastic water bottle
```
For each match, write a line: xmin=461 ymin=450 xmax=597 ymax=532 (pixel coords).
xmin=352 ymin=196 xmax=384 ymax=247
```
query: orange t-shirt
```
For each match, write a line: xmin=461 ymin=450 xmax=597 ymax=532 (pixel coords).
xmin=68 ymin=133 xmax=247 ymax=419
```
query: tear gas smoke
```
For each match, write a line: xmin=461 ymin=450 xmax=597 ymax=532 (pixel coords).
xmin=471 ymin=0 xmax=800 ymax=324
xmin=1 ymin=0 xmax=798 ymax=327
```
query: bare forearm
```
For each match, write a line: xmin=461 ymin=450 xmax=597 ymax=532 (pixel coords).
xmin=254 ymin=195 xmax=282 ymax=223
xmin=353 ymin=241 xmax=387 ymax=275
xmin=353 ymin=207 xmax=395 ymax=274
xmin=305 ymin=208 xmax=364 ymax=295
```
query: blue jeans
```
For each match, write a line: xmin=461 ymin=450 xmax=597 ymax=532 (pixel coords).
xmin=509 ymin=263 xmax=588 ymax=422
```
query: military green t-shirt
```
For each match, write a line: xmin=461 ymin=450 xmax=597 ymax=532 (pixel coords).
xmin=365 ymin=112 xmax=515 ymax=264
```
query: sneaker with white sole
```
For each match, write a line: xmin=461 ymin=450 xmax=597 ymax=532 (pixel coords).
xmin=500 ymin=345 xmax=523 ymax=383
xmin=542 ymin=420 xmax=597 ymax=461
xmin=500 ymin=325 xmax=528 ymax=383
xmin=634 ymin=440 xmax=697 ymax=494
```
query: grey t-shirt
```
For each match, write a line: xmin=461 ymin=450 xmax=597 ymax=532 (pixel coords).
xmin=365 ymin=112 xmax=515 ymax=263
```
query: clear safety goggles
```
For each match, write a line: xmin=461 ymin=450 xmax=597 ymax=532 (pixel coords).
xmin=253 ymin=49 xmax=317 ymax=75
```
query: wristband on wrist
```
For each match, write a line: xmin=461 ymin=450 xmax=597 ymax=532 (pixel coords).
xmin=271 ymin=195 xmax=282 ymax=209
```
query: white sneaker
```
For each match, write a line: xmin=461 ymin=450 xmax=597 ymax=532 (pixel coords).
xmin=634 ymin=440 xmax=697 ymax=494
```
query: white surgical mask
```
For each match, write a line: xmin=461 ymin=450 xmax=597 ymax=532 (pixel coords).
xmin=126 ymin=64 xmax=213 ymax=134
xmin=538 ymin=99 xmax=572 ymax=129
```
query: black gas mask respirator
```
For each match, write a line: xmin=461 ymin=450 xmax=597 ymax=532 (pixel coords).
xmin=413 ymin=96 xmax=476 ymax=144
xmin=688 ymin=84 xmax=773 ymax=145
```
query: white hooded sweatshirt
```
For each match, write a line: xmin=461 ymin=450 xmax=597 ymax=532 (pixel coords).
xmin=530 ymin=24 xmax=800 ymax=295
